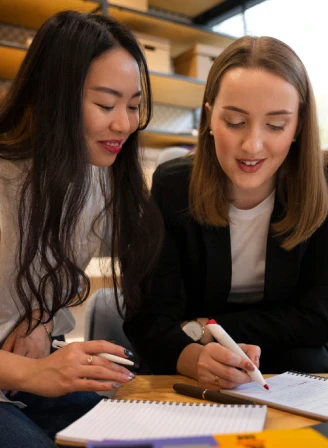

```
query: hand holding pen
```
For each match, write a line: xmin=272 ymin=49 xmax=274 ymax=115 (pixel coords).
xmin=206 ymin=320 xmax=268 ymax=390
xmin=196 ymin=320 xmax=265 ymax=391
xmin=18 ymin=340 xmax=135 ymax=398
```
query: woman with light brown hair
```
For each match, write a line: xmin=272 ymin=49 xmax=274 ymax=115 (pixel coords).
xmin=125 ymin=35 xmax=328 ymax=390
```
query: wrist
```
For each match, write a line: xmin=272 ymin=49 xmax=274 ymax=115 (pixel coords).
xmin=32 ymin=316 xmax=53 ymax=342
xmin=41 ymin=321 xmax=53 ymax=342
xmin=177 ymin=343 xmax=203 ymax=379
xmin=181 ymin=319 xmax=205 ymax=342
xmin=197 ymin=318 xmax=214 ymax=345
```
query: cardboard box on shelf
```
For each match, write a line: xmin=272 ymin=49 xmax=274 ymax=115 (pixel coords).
xmin=110 ymin=0 xmax=148 ymax=12
xmin=135 ymin=32 xmax=171 ymax=74
xmin=173 ymin=43 xmax=223 ymax=81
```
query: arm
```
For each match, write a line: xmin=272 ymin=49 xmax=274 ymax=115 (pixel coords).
xmin=2 ymin=307 xmax=75 ymax=359
xmin=0 ymin=340 xmax=134 ymax=396
xmin=124 ymin=162 xmax=260 ymax=380
xmin=124 ymin=161 xmax=262 ymax=386
xmin=124 ymin=162 xmax=194 ymax=373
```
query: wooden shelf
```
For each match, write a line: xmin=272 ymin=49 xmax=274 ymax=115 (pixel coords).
xmin=0 ymin=44 xmax=26 ymax=80
xmin=0 ymin=43 xmax=205 ymax=109
xmin=0 ymin=0 xmax=98 ymax=29
xmin=109 ymin=5 xmax=234 ymax=57
xmin=141 ymin=131 xmax=197 ymax=148
xmin=148 ymin=0 xmax=225 ymax=19
xmin=0 ymin=44 xmax=206 ymax=109
xmin=150 ymin=72 xmax=205 ymax=109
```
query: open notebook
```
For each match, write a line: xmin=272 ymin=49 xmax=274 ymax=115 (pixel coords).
xmin=221 ymin=371 xmax=328 ymax=420
xmin=55 ymin=399 xmax=267 ymax=444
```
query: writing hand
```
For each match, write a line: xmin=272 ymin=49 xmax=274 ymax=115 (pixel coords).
xmin=197 ymin=342 xmax=261 ymax=391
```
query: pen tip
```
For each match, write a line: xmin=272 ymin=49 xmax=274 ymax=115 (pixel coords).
xmin=264 ymin=384 xmax=269 ymax=390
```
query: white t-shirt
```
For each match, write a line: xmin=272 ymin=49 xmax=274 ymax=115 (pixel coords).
xmin=227 ymin=191 xmax=275 ymax=304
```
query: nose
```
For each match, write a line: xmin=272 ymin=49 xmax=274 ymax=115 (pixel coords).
xmin=110 ymin=108 xmax=131 ymax=135
xmin=241 ymin=126 xmax=263 ymax=155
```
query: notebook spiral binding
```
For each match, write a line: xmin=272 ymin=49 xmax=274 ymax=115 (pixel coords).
xmin=288 ymin=370 xmax=327 ymax=380
xmin=108 ymin=399 xmax=263 ymax=407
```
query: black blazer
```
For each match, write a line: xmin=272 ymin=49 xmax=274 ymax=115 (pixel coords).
xmin=124 ymin=157 xmax=328 ymax=374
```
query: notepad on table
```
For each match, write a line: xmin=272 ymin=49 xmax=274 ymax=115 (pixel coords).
xmin=221 ymin=371 xmax=328 ymax=420
xmin=55 ymin=399 xmax=267 ymax=444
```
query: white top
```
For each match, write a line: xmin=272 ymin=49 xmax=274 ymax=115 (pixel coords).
xmin=0 ymin=159 xmax=106 ymax=407
xmin=227 ymin=191 xmax=275 ymax=304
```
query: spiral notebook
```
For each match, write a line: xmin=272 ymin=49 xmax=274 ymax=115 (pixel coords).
xmin=221 ymin=371 xmax=328 ymax=421
xmin=55 ymin=399 xmax=267 ymax=444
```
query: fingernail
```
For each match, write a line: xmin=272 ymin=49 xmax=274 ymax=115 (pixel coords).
xmin=128 ymin=374 xmax=135 ymax=381
xmin=245 ymin=362 xmax=255 ymax=371
xmin=112 ymin=382 xmax=122 ymax=389
xmin=254 ymin=356 xmax=260 ymax=367
xmin=124 ymin=349 xmax=134 ymax=357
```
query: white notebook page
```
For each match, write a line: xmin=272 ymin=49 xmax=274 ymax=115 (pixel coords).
xmin=56 ymin=399 xmax=267 ymax=443
xmin=223 ymin=372 xmax=328 ymax=419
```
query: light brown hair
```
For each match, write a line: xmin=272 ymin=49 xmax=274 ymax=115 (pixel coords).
xmin=190 ymin=35 xmax=328 ymax=250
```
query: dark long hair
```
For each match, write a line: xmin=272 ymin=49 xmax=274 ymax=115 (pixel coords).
xmin=0 ymin=11 xmax=163 ymax=329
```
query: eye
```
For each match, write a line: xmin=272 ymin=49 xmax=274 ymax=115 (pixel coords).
xmin=97 ymin=104 xmax=114 ymax=111
xmin=128 ymin=105 xmax=140 ymax=111
xmin=267 ymin=124 xmax=285 ymax=131
xmin=225 ymin=120 xmax=245 ymax=129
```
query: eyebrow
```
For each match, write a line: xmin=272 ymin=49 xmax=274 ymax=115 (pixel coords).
xmin=222 ymin=106 xmax=293 ymax=116
xmin=91 ymin=86 xmax=142 ymax=99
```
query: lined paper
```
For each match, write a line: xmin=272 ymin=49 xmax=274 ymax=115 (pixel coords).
xmin=56 ymin=399 xmax=267 ymax=443
xmin=222 ymin=372 xmax=328 ymax=420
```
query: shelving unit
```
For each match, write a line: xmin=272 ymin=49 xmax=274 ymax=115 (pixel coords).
xmin=141 ymin=131 xmax=197 ymax=148
xmin=0 ymin=46 xmax=205 ymax=109
xmin=0 ymin=1 xmax=234 ymax=149
xmin=107 ymin=4 xmax=233 ymax=57
xmin=148 ymin=0 xmax=225 ymax=18
xmin=149 ymin=72 xmax=205 ymax=109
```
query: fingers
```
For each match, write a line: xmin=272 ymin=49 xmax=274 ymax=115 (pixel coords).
xmin=209 ymin=344 xmax=255 ymax=372
xmin=1 ymin=334 xmax=15 ymax=353
xmin=83 ymin=354 xmax=132 ymax=375
xmin=76 ymin=378 xmax=126 ymax=393
xmin=11 ymin=337 xmax=27 ymax=357
xmin=80 ymin=354 xmax=135 ymax=384
xmin=75 ymin=340 xmax=134 ymax=359
xmin=239 ymin=344 xmax=261 ymax=368
xmin=79 ymin=353 xmax=135 ymax=383
xmin=80 ymin=363 xmax=134 ymax=384
xmin=198 ymin=343 xmax=258 ymax=390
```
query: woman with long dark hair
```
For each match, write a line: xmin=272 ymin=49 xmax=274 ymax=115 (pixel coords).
xmin=0 ymin=10 xmax=162 ymax=447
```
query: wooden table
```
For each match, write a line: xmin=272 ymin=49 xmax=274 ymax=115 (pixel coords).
xmin=115 ymin=375 xmax=322 ymax=430
xmin=57 ymin=374 xmax=326 ymax=446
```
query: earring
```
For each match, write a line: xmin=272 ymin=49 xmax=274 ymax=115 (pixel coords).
xmin=292 ymin=137 xmax=297 ymax=142
xmin=209 ymin=130 xmax=213 ymax=135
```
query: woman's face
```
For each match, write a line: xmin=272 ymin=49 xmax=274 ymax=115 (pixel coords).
xmin=83 ymin=48 xmax=141 ymax=167
xmin=208 ymin=68 xmax=299 ymax=208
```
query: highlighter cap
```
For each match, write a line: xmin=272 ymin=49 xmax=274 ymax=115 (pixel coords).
xmin=207 ymin=319 xmax=218 ymax=326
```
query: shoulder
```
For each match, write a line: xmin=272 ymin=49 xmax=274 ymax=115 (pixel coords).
xmin=151 ymin=156 xmax=193 ymax=215
xmin=152 ymin=155 xmax=193 ymax=191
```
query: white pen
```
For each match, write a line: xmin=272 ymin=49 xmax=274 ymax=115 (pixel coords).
xmin=52 ymin=340 xmax=134 ymax=366
xmin=206 ymin=319 xmax=269 ymax=390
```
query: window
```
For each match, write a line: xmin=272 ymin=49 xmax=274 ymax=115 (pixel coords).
xmin=213 ymin=0 xmax=328 ymax=148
